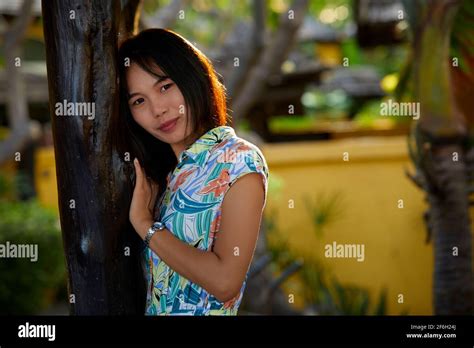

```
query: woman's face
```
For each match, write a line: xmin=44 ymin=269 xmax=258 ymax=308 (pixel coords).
xmin=126 ymin=62 xmax=194 ymax=157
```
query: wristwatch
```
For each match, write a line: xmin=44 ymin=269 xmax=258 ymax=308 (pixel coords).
xmin=144 ymin=221 xmax=166 ymax=247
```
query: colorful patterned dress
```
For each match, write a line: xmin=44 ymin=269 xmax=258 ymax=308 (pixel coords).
xmin=142 ymin=125 xmax=269 ymax=315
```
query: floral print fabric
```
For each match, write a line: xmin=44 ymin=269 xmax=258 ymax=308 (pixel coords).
xmin=143 ymin=126 xmax=269 ymax=315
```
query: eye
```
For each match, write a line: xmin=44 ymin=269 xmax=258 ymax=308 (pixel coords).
xmin=131 ymin=98 xmax=144 ymax=106
xmin=160 ymin=83 xmax=173 ymax=93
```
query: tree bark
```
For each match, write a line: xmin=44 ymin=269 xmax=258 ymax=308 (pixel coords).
xmin=42 ymin=0 xmax=146 ymax=315
xmin=423 ymin=142 xmax=473 ymax=314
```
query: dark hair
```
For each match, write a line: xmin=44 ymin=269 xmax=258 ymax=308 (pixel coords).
xmin=112 ymin=28 xmax=228 ymax=194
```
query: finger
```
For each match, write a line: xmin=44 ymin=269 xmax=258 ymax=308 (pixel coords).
xmin=133 ymin=158 xmax=143 ymax=184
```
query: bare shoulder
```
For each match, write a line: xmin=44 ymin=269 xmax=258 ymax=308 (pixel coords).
xmin=222 ymin=173 xmax=265 ymax=211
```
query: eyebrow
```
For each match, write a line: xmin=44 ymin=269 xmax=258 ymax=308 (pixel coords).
xmin=128 ymin=75 xmax=170 ymax=100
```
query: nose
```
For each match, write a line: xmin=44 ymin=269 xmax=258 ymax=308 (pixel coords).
xmin=150 ymin=96 xmax=168 ymax=118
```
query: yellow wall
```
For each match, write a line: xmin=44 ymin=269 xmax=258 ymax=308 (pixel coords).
xmin=34 ymin=147 xmax=58 ymax=211
xmin=262 ymin=136 xmax=435 ymax=315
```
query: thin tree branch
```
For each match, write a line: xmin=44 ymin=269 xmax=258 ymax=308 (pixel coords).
xmin=0 ymin=0 xmax=35 ymax=165
xmin=119 ymin=0 xmax=143 ymax=44
xmin=229 ymin=0 xmax=309 ymax=126
xmin=226 ymin=0 xmax=267 ymax=100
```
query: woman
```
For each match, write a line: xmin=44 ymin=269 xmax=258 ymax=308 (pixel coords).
xmin=115 ymin=28 xmax=269 ymax=315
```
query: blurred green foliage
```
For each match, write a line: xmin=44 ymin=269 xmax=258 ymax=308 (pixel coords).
xmin=341 ymin=38 xmax=409 ymax=76
xmin=450 ymin=0 xmax=474 ymax=75
xmin=144 ymin=0 xmax=250 ymax=49
xmin=352 ymin=100 xmax=384 ymax=128
xmin=269 ymin=114 xmax=316 ymax=133
xmin=0 ymin=199 xmax=67 ymax=314
xmin=144 ymin=0 xmax=352 ymax=48
xmin=298 ymin=261 xmax=387 ymax=315
xmin=0 ymin=174 xmax=66 ymax=314
xmin=302 ymin=88 xmax=352 ymax=116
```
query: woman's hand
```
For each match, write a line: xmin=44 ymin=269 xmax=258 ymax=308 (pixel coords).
xmin=129 ymin=158 xmax=159 ymax=238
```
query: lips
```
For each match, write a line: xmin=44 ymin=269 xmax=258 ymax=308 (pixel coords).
xmin=158 ymin=117 xmax=179 ymax=131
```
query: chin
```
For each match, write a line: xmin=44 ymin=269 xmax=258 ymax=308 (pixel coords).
xmin=155 ymin=128 xmax=186 ymax=145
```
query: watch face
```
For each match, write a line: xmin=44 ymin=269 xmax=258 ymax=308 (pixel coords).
xmin=152 ymin=222 xmax=164 ymax=230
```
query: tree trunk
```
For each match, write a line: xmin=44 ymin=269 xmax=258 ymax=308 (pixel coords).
xmin=42 ymin=0 xmax=146 ymax=315
xmin=409 ymin=0 xmax=473 ymax=314
xmin=423 ymin=142 xmax=473 ymax=314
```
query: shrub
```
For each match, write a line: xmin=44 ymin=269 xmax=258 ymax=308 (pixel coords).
xmin=0 ymin=199 xmax=66 ymax=314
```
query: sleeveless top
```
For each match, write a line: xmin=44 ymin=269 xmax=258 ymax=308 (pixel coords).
xmin=142 ymin=125 xmax=269 ymax=315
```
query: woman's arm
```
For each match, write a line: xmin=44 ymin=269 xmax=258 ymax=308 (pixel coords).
xmin=131 ymin=159 xmax=265 ymax=302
